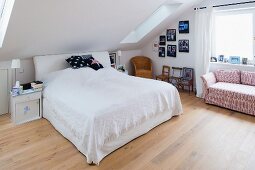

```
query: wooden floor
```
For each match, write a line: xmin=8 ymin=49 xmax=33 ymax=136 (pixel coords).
xmin=1 ymin=92 xmax=255 ymax=170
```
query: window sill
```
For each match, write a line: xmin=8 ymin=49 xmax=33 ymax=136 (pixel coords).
xmin=210 ymin=62 xmax=254 ymax=67
xmin=209 ymin=62 xmax=255 ymax=71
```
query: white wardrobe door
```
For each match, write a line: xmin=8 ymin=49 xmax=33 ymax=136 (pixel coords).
xmin=0 ymin=69 xmax=8 ymax=115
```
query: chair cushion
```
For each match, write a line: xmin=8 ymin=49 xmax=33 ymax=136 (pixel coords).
xmin=136 ymin=69 xmax=152 ymax=73
xmin=215 ymin=69 xmax=241 ymax=84
xmin=180 ymin=80 xmax=191 ymax=85
xmin=241 ymin=71 xmax=255 ymax=86
xmin=136 ymin=69 xmax=152 ymax=78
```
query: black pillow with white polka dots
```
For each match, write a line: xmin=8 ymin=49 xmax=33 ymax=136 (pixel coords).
xmin=66 ymin=56 xmax=87 ymax=69
xmin=82 ymin=55 xmax=104 ymax=71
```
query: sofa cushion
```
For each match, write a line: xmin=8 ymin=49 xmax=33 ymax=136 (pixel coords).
xmin=215 ymin=69 xmax=241 ymax=84
xmin=209 ymin=82 xmax=255 ymax=96
xmin=241 ymin=71 xmax=255 ymax=86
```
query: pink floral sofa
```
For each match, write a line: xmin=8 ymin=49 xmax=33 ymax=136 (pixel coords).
xmin=201 ymin=69 xmax=255 ymax=116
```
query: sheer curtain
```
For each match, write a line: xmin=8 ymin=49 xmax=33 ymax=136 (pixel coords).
xmin=194 ymin=8 xmax=214 ymax=98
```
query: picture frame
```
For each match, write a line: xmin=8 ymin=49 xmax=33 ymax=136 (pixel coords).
xmin=158 ymin=47 xmax=165 ymax=57
xmin=229 ymin=56 xmax=241 ymax=64
xmin=242 ymin=58 xmax=248 ymax=65
xmin=218 ymin=55 xmax=224 ymax=62
xmin=167 ymin=45 xmax=176 ymax=57
xmin=109 ymin=53 xmax=117 ymax=68
xmin=211 ymin=57 xmax=217 ymax=62
xmin=166 ymin=29 xmax=176 ymax=41
xmin=159 ymin=35 xmax=166 ymax=46
xmin=179 ymin=21 xmax=189 ymax=34
xmin=178 ymin=40 xmax=189 ymax=53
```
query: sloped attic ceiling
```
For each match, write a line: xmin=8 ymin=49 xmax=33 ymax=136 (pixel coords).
xmin=0 ymin=0 xmax=201 ymax=61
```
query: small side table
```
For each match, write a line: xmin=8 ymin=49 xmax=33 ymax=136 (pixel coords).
xmin=10 ymin=90 xmax=42 ymax=125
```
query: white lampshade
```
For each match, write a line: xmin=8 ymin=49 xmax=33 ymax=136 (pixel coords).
xmin=11 ymin=59 xmax=20 ymax=69
xmin=117 ymin=50 xmax=122 ymax=57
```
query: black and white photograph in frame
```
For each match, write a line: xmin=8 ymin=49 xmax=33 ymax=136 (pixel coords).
xmin=158 ymin=47 xmax=165 ymax=57
xmin=166 ymin=29 xmax=176 ymax=41
xmin=167 ymin=45 xmax=177 ymax=57
xmin=178 ymin=40 xmax=189 ymax=53
xmin=109 ymin=53 xmax=117 ymax=68
xmin=159 ymin=35 xmax=166 ymax=46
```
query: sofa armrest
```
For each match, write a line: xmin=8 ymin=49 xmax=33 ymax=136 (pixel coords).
xmin=201 ymin=72 xmax=216 ymax=99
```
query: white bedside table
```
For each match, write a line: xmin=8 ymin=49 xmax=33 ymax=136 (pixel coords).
xmin=10 ymin=90 xmax=42 ymax=125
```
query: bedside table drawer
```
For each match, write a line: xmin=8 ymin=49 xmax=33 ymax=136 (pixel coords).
xmin=14 ymin=92 xmax=41 ymax=103
xmin=15 ymin=99 xmax=40 ymax=124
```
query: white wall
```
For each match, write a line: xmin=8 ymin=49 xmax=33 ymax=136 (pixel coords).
xmin=199 ymin=0 xmax=254 ymax=7
xmin=0 ymin=0 xmax=172 ymax=61
xmin=119 ymin=50 xmax=142 ymax=75
xmin=141 ymin=9 xmax=195 ymax=77
xmin=0 ymin=58 xmax=35 ymax=86
xmin=141 ymin=0 xmax=255 ymax=92
xmin=0 ymin=50 xmax=141 ymax=86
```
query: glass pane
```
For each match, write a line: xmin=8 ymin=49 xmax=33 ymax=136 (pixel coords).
xmin=215 ymin=13 xmax=253 ymax=60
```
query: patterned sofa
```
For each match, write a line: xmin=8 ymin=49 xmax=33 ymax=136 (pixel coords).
xmin=201 ymin=69 xmax=255 ymax=116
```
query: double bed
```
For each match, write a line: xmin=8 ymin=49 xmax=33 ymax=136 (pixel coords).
xmin=33 ymin=51 xmax=183 ymax=164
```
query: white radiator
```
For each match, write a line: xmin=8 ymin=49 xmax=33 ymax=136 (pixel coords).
xmin=0 ymin=69 xmax=8 ymax=115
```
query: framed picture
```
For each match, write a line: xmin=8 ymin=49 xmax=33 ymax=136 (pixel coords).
xmin=158 ymin=47 xmax=165 ymax=57
xmin=179 ymin=40 xmax=189 ymax=53
xmin=218 ymin=55 xmax=224 ymax=62
xmin=229 ymin=56 xmax=240 ymax=64
xmin=242 ymin=58 xmax=248 ymax=65
xmin=167 ymin=29 xmax=176 ymax=41
xmin=211 ymin=57 xmax=217 ymax=62
xmin=167 ymin=45 xmax=176 ymax=57
xmin=109 ymin=53 xmax=117 ymax=68
xmin=179 ymin=21 xmax=189 ymax=34
xmin=159 ymin=35 xmax=166 ymax=46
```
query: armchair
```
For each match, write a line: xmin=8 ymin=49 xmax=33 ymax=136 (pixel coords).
xmin=131 ymin=56 xmax=153 ymax=79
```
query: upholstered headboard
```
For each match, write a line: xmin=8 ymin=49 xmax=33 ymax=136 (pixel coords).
xmin=33 ymin=51 xmax=110 ymax=81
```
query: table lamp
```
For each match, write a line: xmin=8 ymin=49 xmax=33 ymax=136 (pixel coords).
xmin=11 ymin=59 xmax=21 ymax=87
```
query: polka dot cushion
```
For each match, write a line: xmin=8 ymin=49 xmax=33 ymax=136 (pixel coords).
xmin=82 ymin=55 xmax=104 ymax=71
xmin=66 ymin=56 xmax=87 ymax=69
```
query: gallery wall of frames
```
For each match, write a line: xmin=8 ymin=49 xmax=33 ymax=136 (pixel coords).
xmin=158 ymin=20 xmax=190 ymax=58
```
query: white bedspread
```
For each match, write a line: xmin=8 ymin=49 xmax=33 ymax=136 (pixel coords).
xmin=43 ymin=67 xmax=183 ymax=164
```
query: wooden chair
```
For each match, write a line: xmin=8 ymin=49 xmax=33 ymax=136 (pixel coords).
xmin=169 ymin=67 xmax=183 ymax=86
xmin=177 ymin=67 xmax=194 ymax=94
xmin=156 ymin=65 xmax=170 ymax=82
xmin=131 ymin=56 xmax=153 ymax=79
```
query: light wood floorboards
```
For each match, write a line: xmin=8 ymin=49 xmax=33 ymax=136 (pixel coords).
xmin=1 ymin=92 xmax=255 ymax=170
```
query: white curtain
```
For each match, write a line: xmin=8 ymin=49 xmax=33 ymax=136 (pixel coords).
xmin=195 ymin=8 xmax=214 ymax=98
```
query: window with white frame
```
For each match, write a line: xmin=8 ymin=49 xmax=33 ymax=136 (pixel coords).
xmin=214 ymin=10 xmax=254 ymax=62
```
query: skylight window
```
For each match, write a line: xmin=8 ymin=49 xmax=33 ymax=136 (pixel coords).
xmin=0 ymin=0 xmax=15 ymax=48
xmin=121 ymin=4 xmax=182 ymax=44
